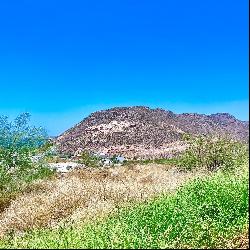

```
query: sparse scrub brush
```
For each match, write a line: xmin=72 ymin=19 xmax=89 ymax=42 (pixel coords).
xmin=178 ymin=134 xmax=248 ymax=171
xmin=79 ymin=151 xmax=102 ymax=168
xmin=0 ymin=113 xmax=53 ymax=209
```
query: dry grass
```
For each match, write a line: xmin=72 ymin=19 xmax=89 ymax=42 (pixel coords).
xmin=0 ymin=164 xmax=207 ymax=237
xmin=225 ymin=227 xmax=249 ymax=249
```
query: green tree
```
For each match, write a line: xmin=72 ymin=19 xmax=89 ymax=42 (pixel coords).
xmin=178 ymin=134 xmax=248 ymax=172
xmin=79 ymin=151 xmax=101 ymax=168
xmin=0 ymin=113 xmax=52 ymax=194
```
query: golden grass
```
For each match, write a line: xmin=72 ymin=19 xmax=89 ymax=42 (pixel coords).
xmin=225 ymin=226 xmax=249 ymax=249
xmin=0 ymin=164 xmax=208 ymax=237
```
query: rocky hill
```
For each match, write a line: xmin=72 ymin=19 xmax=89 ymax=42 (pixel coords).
xmin=55 ymin=106 xmax=249 ymax=159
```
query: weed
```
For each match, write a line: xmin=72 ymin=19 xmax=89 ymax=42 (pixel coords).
xmin=0 ymin=165 xmax=247 ymax=249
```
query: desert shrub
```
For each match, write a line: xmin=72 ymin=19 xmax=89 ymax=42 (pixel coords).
xmin=0 ymin=113 xmax=53 ymax=204
xmin=178 ymin=134 xmax=248 ymax=171
xmin=79 ymin=151 xmax=102 ymax=168
xmin=110 ymin=154 xmax=119 ymax=164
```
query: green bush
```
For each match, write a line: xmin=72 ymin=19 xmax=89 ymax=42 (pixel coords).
xmin=110 ymin=154 xmax=119 ymax=164
xmin=0 ymin=113 xmax=53 ymax=205
xmin=79 ymin=151 xmax=102 ymax=168
xmin=178 ymin=134 xmax=248 ymax=171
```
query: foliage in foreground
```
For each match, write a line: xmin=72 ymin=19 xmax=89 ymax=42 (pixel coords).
xmin=178 ymin=134 xmax=249 ymax=171
xmin=1 ymin=166 xmax=248 ymax=249
xmin=0 ymin=113 xmax=53 ymax=211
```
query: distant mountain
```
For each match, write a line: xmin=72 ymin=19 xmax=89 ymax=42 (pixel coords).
xmin=55 ymin=106 xmax=249 ymax=159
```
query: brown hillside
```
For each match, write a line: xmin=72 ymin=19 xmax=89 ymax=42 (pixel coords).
xmin=56 ymin=106 xmax=249 ymax=159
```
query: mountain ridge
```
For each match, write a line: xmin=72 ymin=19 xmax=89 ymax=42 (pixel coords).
xmin=56 ymin=106 xmax=249 ymax=159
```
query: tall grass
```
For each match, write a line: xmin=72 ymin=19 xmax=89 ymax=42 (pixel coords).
xmin=0 ymin=164 xmax=201 ymax=236
xmin=1 ymin=165 xmax=248 ymax=249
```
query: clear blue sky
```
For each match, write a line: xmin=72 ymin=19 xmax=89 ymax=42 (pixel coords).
xmin=0 ymin=0 xmax=248 ymax=135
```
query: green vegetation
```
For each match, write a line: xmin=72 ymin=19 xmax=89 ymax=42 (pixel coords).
xmin=0 ymin=165 xmax=248 ymax=249
xmin=124 ymin=157 xmax=178 ymax=166
xmin=125 ymin=135 xmax=249 ymax=173
xmin=0 ymin=115 xmax=248 ymax=248
xmin=178 ymin=134 xmax=248 ymax=171
xmin=78 ymin=150 xmax=102 ymax=167
xmin=0 ymin=113 xmax=53 ymax=211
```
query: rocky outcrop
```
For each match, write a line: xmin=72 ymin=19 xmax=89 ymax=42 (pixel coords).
xmin=55 ymin=106 xmax=249 ymax=159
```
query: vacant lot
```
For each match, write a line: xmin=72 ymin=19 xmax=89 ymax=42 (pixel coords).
xmin=0 ymin=164 xmax=248 ymax=249
xmin=0 ymin=163 xmax=207 ymax=237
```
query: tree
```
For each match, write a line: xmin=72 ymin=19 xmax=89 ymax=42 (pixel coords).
xmin=0 ymin=113 xmax=51 ymax=193
xmin=178 ymin=133 xmax=248 ymax=172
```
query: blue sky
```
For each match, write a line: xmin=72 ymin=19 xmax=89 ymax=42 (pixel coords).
xmin=0 ymin=0 xmax=248 ymax=135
